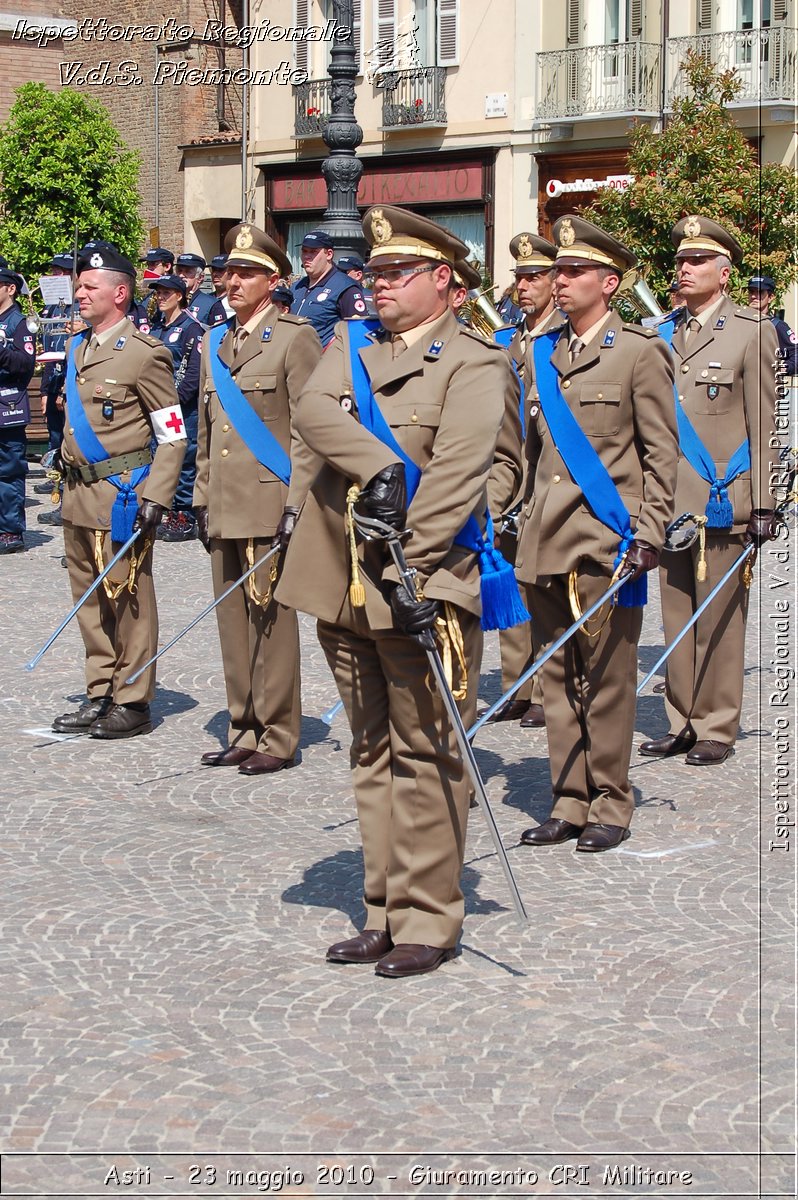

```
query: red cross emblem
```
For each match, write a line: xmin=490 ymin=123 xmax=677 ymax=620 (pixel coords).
xmin=165 ymin=410 xmax=184 ymax=435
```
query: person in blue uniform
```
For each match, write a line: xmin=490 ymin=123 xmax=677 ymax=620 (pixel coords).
xmin=0 ymin=269 xmax=36 ymax=553
xmin=747 ymin=275 xmax=798 ymax=376
xmin=148 ymin=274 xmax=203 ymax=542
xmin=139 ymin=247 xmax=174 ymax=277
xmin=40 ymin=252 xmax=76 ymax=452
xmin=176 ymin=252 xmax=216 ymax=327
xmin=207 ymin=254 xmax=233 ymax=327
xmin=290 ymin=230 xmax=367 ymax=345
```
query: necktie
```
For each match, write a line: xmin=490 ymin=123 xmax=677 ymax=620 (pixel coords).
xmin=83 ymin=335 xmax=100 ymax=364
xmin=685 ymin=317 xmax=701 ymax=347
xmin=234 ymin=327 xmax=248 ymax=355
xmin=569 ymin=337 xmax=585 ymax=364
xmin=392 ymin=335 xmax=406 ymax=358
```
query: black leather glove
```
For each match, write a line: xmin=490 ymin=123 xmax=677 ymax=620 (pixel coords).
xmin=390 ymin=583 xmax=441 ymax=637
xmin=745 ymin=509 xmax=778 ymax=547
xmin=272 ymin=506 xmax=299 ymax=552
xmin=357 ymin=462 xmax=407 ymax=531
xmin=623 ymin=539 xmax=660 ymax=582
xmin=132 ymin=500 xmax=166 ymax=539
xmin=195 ymin=506 xmax=211 ymax=554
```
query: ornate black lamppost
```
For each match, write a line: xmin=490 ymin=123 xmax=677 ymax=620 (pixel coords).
xmin=320 ymin=0 xmax=368 ymax=256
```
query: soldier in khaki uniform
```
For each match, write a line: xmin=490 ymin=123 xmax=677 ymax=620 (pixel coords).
xmin=194 ymin=224 xmax=322 ymax=775
xmin=53 ymin=244 xmax=186 ymax=738
xmin=488 ymin=233 xmax=564 ymax=729
xmin=640 ymin=217 xmax=779 ymax=766
xmin=277 ymin=205 xmax=521 ymax=977
xmin=515 ymin=215 xmax=678 ymax=852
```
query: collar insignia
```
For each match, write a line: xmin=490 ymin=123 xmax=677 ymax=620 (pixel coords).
xmin=114 ymin=336 xmax=127 ymax=349
xmin=427 ymin=339 xmax=444 ymax=356
xmin=261 ymin=327 xmax=272 ymax=341
xmin=602 ymin=329 xmax=616 ymax=347
xmin=714 ymin=315 xmax=726 ymax=329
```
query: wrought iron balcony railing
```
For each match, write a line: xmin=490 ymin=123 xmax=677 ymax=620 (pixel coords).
xmin=668 ymin=26 xmax=796 ymax=104
xmin=536 ymin=41 xmax=661 ymax=120
xmin=379 ymin=66 xmax=447 ymax=129
xmin=293 ymin=77 xmax=332 ymax=139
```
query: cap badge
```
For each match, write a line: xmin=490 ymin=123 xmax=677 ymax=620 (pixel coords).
xmin=90 ymin=254 xmax=104 ymax=268
xmin=235 ymin=225 xmax=253 ymax=250
xmin=517 ymin=235 xmax=533 ymax=262
xmin=559 ymin=219 xmax=575 ymax=248
xmin=684 ymin=216 xmax=701 ymax=238
xmin=371 ymin=209 xmax=393 ymax=246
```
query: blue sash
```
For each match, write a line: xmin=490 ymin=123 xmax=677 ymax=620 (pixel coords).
xmin=532 ymin=330 xmax=645 ymax=607
xmin=208 ymin=322 xmax=291 ymax=485
xmin=346 ymin=319 xmax=529 ymax=631
xmin=65 ymin=334 xmax=149 ymax=542
xmin=657 ymin=317 xmax=749 ymax=528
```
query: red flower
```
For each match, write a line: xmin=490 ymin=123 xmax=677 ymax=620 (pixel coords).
xmin=414 ymin=98 xmax=423 ymax=107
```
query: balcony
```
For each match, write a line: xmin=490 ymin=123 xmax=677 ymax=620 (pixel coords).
xmin=668 ymin=26 xmax=797 ymax=105
xmin=379 ymin=66 xmax=447 ymax=129
xmin=292 ymin=78 xmax=331 ymax=139
xmin=536 ymin=41 xmax=661 ymax=121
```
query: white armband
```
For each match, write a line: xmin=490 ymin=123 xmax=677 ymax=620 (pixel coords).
xmin=151 ymin=405 xmax=187 ymax=444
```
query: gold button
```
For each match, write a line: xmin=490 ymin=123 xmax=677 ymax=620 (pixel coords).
xmin=711 ymin=375 xmax=717 ymax=382
xmin=222 ymin=424 xmax=229 ymax=432
xmin=106 ymin=391 xmax=112 ymax=397
xmin=221 ymin=448 xmax=228 ymax=457
xmin=679 ymin=394 xmax=684 ymax=401
xmin=553 ymin=473 xmax=561 ymax=483
xmin=701 ymin=370 xmax=708 ymax=378
xmin=78 ymin=377 xmax=85 ymax=384
xmin=68 ymin=427 xmax=74 ymax=435
xmin=411 ymin=414 xmax=418 ymax=423
xmin=255 ymin=381 xmax=260 ymax=388
xmin=597 ymin=392 xmax=603 ymax=400
xmin=681 ymin=365 xmax=690 ymax=373
xmin=562 ymin=379 xmax=571 ymax=389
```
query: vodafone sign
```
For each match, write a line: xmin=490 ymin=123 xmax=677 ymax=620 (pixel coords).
xmin=546 ymin=174 xmax=634 ymax=199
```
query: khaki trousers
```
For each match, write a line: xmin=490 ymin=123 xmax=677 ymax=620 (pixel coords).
xmin=63 ymin=520 xmax=157 ymax=706
xmin=210 ymin=538 xmax=301 ymax=760
xmin=317 ymin=608 xmax=481 ymax=948
xmin=659 ymin=533 xmax=749 ymax=745
xmin=529 ymin=564 xmax=643 ymax=829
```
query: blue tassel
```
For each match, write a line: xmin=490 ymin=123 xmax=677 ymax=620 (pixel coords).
xmin=705 ymin=485 xmax=733 ymax=529
xmin=477 ymin=543 xmax=531 ymax=631
xmin=618 ymin=574 xmax=648 ymax=608
xmin=111 ymin=485 xmax=138 ymax=544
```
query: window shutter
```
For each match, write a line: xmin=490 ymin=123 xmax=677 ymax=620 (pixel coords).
xmin=773 ymin=0 xmax=787 ymax=20
xmin=697 ymin=0 xmax=713 ymax=33
xmin=374 ymin=0 xmax=397 ymax=66
xmin=294 ymin=0 xmax=310 ymax=74
xmin=353 ymin=0 xmax=362 ymax=72
xmin=629 ymin=0 xmax=644 ymax=38
xmin=566 ymin=0 xmax=582 ymax=45
xmin=437 ymin=0 xmax=458 ymax=66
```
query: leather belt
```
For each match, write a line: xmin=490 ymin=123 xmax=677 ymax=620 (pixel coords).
xmin=66 ymin=448 xmax=152 ymax=484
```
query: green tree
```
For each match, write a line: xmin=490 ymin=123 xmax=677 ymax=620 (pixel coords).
xmin=583 ymin=51 xmax=798 ymax=308
xmin=0 ymin=82 xmax=145 ymax=283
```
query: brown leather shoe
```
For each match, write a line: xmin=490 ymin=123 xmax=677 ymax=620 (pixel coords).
xmin=485 ymin=697 xmax=530 ymax=723
xmin=520 ymin=817 xmax=583 ymax=846
xmin=375 ymin=944 xmax=455 ymax=978
xmin=575 ymin=823 xmax=631 ymax=852
xmin=326 ymin=930 xmax=393 ymax=964
xmin=53 ymin=697 xmax=113 ymax=733
xmin=201 ymin=746 xmax=255 ymax=767
xmin=639 ymin=733 xmax=696 ymax=758
xmin=238 ymin=751 xmax=294 ymax=775
xmin=520 ymin=703 xmax=545 ymax=728
xmin=685 ymin=739 xmax=732 ymax=766
xmin=89 ymin=703 xmax=152 ymax=739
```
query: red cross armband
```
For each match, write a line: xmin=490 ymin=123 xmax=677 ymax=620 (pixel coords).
xmin=151 ymin=405 xmax=187 ymax=444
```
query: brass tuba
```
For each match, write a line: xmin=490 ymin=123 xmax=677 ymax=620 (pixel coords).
xmin=615 ymin=269 xmax=666 ymax=321
xmin=461 ymin=288 xmax=510 ymax=339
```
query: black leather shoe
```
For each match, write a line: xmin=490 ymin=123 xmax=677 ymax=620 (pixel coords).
xmin=639 ymin=733 xmax=696 ymax=758
xmin=238 ymin=752 xmax=294 ymax=775
xmin=485 ymin=698 xmax=530 ymax=723
xmin=375 ymin=944 xmax=455 ymax=978
xmin=201 ymin=746 xmax=255 ymax=767
xmin=53 ymin=697 xmax=113 ymax=733
xmin=520 ymin=703 xmax=545 ymax=728
xmin=89 ymin=703 xmax=152 ymax=739
xmin=326 ymin=930 xmax=393 ymax=964
xmin=520 ymin=817 xmax=583 ymax=846
xmin=685 ymin=739 xmax=732 ymax=766
xmin=575 ymin=824 xmax=631 ymax=853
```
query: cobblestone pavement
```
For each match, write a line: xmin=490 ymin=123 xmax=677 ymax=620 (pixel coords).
xmin=1 ymin=479 xmax=795 ymax=1197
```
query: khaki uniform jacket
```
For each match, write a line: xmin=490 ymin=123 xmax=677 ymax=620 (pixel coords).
xmin=194 ymin=307 xmax=323 ymax=539
xmin=670 ymin=295 xmax=778 ymax=529
xmin=61 ymin=328 xmax=185 ymax=528
xmin=515 ymin=310 xmax=678 ymax=582
xmin=278 ymin=309 xmax=521 ymax=629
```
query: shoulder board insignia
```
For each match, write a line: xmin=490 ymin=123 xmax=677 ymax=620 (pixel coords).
xmin=427 ymin=339 xmax=444 ymax=356
xmin=602 ymin=329 xmax=616 ymax=347
xmin=623 ymin=324 xmax=656 ymax=337
xmin=714 ymin=315 xmax=726 ymax=329
xmin=114 ymin=336 xmax=127 ymax=350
